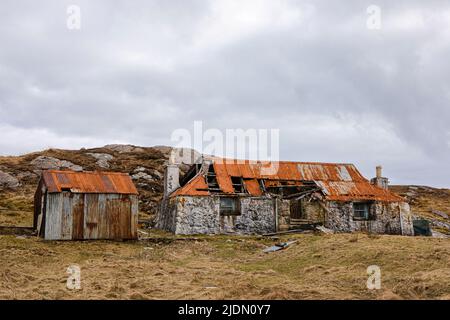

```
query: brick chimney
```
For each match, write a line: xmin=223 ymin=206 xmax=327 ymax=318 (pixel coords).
xmin=370 ymin=165 xmax=389 ymax=190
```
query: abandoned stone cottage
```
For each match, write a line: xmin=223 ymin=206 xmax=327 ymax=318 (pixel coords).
xmin=156 ymin=158 xmax=414 ymax=236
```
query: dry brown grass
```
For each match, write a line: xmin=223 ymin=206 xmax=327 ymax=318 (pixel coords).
xmin=391 ymin=186 xmax=450 ymax=225
xmin=0 ymin=232 xmax=448 ymax=300
xmin=0 ymin=148 xmax=449 ymax=300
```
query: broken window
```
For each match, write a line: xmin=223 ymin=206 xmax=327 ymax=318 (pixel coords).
xmin=258 ymin=179 xmax=266 ymax=192
xmin=231 ymin=176 xmax=245 ymax=193
xmin=180 ymin=164 xmax=202 ymax=186
xmin=220 ymin=197 xmax=241 ymax=215
xmin=353 ymin=203 xmax=370 ymax=220
xmin=206 ymin=164 xmax=221 ymax=193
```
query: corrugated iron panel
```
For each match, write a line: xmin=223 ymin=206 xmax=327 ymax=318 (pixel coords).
xmin=42 ymin=170 xmax=138 ymax=195
xmin=243 ymin=179 xmax=263 ymax=196
xmin=320 ymin=181 xmax=404 ymax=202
xmin=174 ymin=158 xmax=404 ymax=202
xmin=171 ymin=174 xmax=210 ymax=197
xmin=213 ymin=162 xmax=234 ymax=193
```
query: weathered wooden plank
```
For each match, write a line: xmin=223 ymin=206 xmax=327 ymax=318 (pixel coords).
xmin=72 ymin=194 xmax=84 ymax=240
xmin=84 ymin=194 xmax=100 ymax=239
xmin=106 ymin=194 xmax=121 ymax=239
xmin=45 ymin=193 xmax=62 ymax=240
xmin=119 ymin=195 xmax=131 ymax=239
xmin=130 ymin=195 xmax=139 ymax=239
xmin=60 ymin=192 xmax=73 ymax=240
xmin=96 ymin=194 xmax=108 ymax=239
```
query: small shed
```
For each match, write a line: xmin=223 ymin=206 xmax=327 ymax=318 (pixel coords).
xmin=34 ymin=170 xmax=139 ymax=240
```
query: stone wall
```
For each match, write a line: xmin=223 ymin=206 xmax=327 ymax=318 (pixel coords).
xmin=175 ymin=196 xmax=219 ymax=234
xmin=398 ymin=202 xmax=414 ymax=236
xmin=324 ymin=201 xmax=413 ymax=235
xmin=157 ymin=195 xmax=414 ymax=236
xmin=159 ymin=196 xmax=276 ymax=235
xmin=155 ymin=198 xmax=178 ymax=233
xmin=303 ymin=200 xmax=326 ymax=223
xmin=228 ymin=197 xmax=276 ymax=234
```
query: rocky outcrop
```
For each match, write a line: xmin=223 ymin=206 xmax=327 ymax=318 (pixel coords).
xmin=16 ymin=171 xmax=38 ymax=181
xmin=0 ymin=171 xmax=20 ymax=189
xmin=132 ymin=167 xmax=163 ymax=182
xmin=86 ymin=153 xmax=114 ymax=169
xmin=131 ymin=172 xmax=154 ymax=182
xmin=30 ymin=156 xmax=83 ymax=172
xmin=103 ymin=144 xmax=144 ymax=153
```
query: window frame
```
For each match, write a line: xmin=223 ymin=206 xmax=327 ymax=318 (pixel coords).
xmin=219 ymin=197 xmax=241 ymax=216
xmin=353 ymin=202 xmax=371 ymax=220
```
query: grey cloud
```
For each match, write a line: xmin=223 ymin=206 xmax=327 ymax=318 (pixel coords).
xmin=0 ymin=0 xmax=449 ymax=186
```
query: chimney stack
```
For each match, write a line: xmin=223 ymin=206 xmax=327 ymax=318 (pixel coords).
xmin=371 ymin=165 xmax=389 ymax=190
xmin=376 ymin=165 xmax=382 ymax=179
xmin=164 ymin=153 xmax=180 ymax=197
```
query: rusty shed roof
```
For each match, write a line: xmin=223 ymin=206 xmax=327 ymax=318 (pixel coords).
xmin=172 ymin=159 xmax=404 ymax=202
xmin=41 ymin=170 xmax=138 ymax=195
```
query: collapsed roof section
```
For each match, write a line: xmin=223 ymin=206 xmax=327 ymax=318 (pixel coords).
xmin=171 ymin=158 xmax=404 ymax=202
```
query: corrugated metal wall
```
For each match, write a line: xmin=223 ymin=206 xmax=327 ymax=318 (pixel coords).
xmin=42 ymin=192 xmax=138 ymax=240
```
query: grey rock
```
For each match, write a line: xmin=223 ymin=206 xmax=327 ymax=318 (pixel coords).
xmin=87 ymin=153 xmax=114 ymax=169
xmin=0 ymin=171 xmax=20 ymax=189
xmin=131 ymin=172 xmax=154 ymax=182
xmin=152 ymin=169 xmax=163 ymax=180
xmin=103 ymin=144 xmax=144 ymax=153
xmin=31 ymin=156 xmax=83 ymax=172
xmin=432 ymin=210 xmax=449 ymax=220
xmin=16 ymin=171 xmax=38 ymax=180
xmin=132 ymin=167 xmax=163 ymax=181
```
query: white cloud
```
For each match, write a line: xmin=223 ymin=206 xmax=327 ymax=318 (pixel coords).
xmin=0 ymin=124 xmax=127 ymax=156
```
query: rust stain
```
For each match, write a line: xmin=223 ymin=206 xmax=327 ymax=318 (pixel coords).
xmin=42 ymin=170 xmax=138 ymax=195
xmin=172 ymin=158 xmax=404 ymax=202
xmin=171 ymin=174 xmax=209 ymax=197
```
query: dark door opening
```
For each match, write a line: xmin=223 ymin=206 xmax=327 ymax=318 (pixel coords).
xmin=290 ymin=200 xmax=304 ymax=219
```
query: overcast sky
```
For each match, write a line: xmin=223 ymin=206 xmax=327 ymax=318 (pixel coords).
xmin=0 ymin=0 xmax=450 ymax=187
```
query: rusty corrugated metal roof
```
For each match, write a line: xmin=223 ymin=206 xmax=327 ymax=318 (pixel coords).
xmin=41 ymin=170 xmax=138 ymax=195
xmin=171 ymin=174 xmax=209 ymax=197
xmin=172 ymin=159 xmax=404 ymax=202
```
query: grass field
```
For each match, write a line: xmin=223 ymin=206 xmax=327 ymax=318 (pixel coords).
xmin=0 ymin=231 xmax=449 ymax=300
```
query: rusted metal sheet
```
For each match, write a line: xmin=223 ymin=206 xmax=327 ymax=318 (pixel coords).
xmin=175 ymin=159 xmax=404 ymax=202
xmin=42 ymin=170 xmax=138 ymax=195
xmin=72 ymin=194 xmax=85 ymax=240
xmin=243 ymin=179 xmax=263 ymax=196
xmin=35 ymin=170 xmax=139 ymax=240
xmin=319 ymin=181 xmax=403 ymax=202
xmin=213 ymin=162 xmax=234 ymax=193
xmin=44 ymin=193 xmax=63 ymax=240
xmin=61 ymin=192 xmax=73 ymax=240
xmin=84 ymin=194 xmax=100 ymax=239
xmin=171 ymin=175 xmax=209 ymax=196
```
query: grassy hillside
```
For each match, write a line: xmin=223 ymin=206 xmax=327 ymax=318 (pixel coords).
xmin=0 ymin=146 xmax=449 ymax=300
xmin=390 ymin=185 xmax=450 ymax=234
